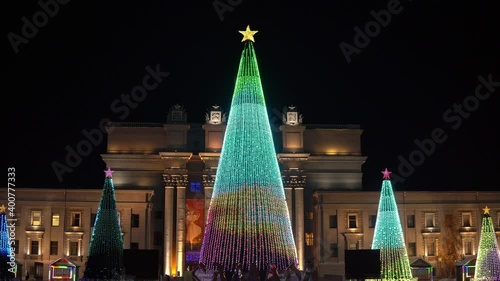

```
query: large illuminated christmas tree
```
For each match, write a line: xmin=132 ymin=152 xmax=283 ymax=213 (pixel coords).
xmin=83 ymin=167 xmax=124 ymax=280
xmin=0 ymin=205 xmax=15 ymax=280
xmin=474 ymin=206 xmax=500 ymax=281
xmin=371 ymin=169 xmax=414 ymax=281
xmin=199 ymin=26 xmax=298 ymax=271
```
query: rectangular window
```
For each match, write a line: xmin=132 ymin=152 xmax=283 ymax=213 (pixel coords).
xmin=91 ymin=213 xmax=97 ymax=227
xmin=31 ymin=241 xmax=39 ymax=255
xmin=52 ymin=213 xmax=60 ymax=227
xmin=330 ymin=243 xmax=338 ymax=257
xmin=462 ymin=212 xmax=472 ymax=227
xmin=31 ymin=211 xmax=42 ymax=226
xmin=407 ymin=215 xmax=415 ymax=228
xmin=329 ymin=215 xmax=337 ymax=228
xmin=305 ymin=233 xmax=314 ymax=246
xmin=348 ymin=214 xmax=358 ymax=229
xmin=69 ymin=241 xmax=79 ymax=256
xmin=408 ymin=242 xmax=416 ymax=256
xmin=131 ymin=214 xmax=140 ymax=228
xmin=306 ymin=212 xmax=314 ymax=220
xmin=50 ymin=241 xmax=58 ymax=255
xmin=71 ymin=212 xmax=81 ymax=227
xmin=427 ymin=241 xmax=436 ymax=256
xmin=14 ymin=240 xmax=19 ymax=254
xmin=425 ymin=213 xmax=435 ymax=228
xmin=190 ymin=182 xmax=201 ymax=193
xmin=130 ymin=242 xmax=139 ymax=250
xmin=369 ymin=215 xmax=377 ymax=228
xmin=154 ymin=231 xmax=163 ymax=246
xmin=464 ymin=241 xmax=473 ymax=255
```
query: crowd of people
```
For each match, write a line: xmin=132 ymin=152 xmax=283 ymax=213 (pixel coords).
xmin=165 ymin=261 xmax=316 ymax=281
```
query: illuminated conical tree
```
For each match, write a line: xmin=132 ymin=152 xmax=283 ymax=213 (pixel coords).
xmin=475 ymin=206 xmax=500 ymax=281
xmin=372 ymin=169 xmax=414 ymax=281
xmin=0 ymin=205 xmax=15 ymax=280
xmin=83 ymin=167 xmax=124 ymax=280
xmin=199 ymin=25 xmax=298 ymax=271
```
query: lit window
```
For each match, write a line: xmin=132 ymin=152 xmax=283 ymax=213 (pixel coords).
xmin=462 ymin=212 xmax=472 ymax=227
xmin=31 ymin=211 xmax=41 ymax=226
xmin=52 ymin=213 xmax=60 ymax=227
xmin=305 ymin=233 xmax=314 ymax=246
xmin=71 ymin=212 xmax=81 ymax=227
xmin=425 ymin=213 xmax=435 ymax=228
xmin=348 ymin=214 xmax=358 ymax=229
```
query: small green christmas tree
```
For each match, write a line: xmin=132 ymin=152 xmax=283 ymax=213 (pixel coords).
xmin=474 ymin=206 xmax=500 ymax=281
xmin=83 ymin=168 xmax=124 ymax=280
xmin=371 ymin=169 xmax=414 ymax=281
xmin=0 ymin=205 xmax=15 ymax=280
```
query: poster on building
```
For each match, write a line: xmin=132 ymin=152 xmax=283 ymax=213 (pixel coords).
xmin=185 ymin=199 xmax=205 ymax=255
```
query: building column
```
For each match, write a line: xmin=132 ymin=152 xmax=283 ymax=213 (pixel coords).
xmin=294 ymin=187 xmax=305 ymax=270
xmin=176 ymin=186 xmax=186 ymax=276
xmin=164 ymin=186 xmax=174 ymax=276
xmin=27 ymin=237 xmax=31 ymax=255
xmin=78 ymin=238 xmax=82 ymax=256
xmin=66 ymin=238 xmax=70 ymax=256
xmin=315 ymin=199 xmax=324 ymax=263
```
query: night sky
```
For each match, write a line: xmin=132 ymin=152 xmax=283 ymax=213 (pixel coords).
xmin=3 ymin=1 xmax=499 ymax=191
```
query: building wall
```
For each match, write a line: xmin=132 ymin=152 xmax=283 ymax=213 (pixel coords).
xmin=314 ymin=190 xmax=500 ymax=279
xmin=0 ymin=188 xmax=153 ymax=280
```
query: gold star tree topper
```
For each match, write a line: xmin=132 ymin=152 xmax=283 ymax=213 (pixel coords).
xmin=0 ymin=205 xmax=6 ymax=214
xmin=239 ymin=25 xmax=258 ymax=43
xmin=483 ymin=206 xmax=490 ymax=215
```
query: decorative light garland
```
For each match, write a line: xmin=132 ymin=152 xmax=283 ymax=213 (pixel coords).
xmin=0 ymin=206 xmax=15 ymax=279
xmin=199 ymin=31 xmax=298 ymax=272
xmin=83 ymin=167 xmax=124 ymax=280
xmin=474 ymin=206 xmax=500 ymax=281
xmin=371 ymin=169 xmax=414 ymax=281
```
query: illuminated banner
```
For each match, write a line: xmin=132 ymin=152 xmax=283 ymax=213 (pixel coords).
xmin=185 ymin=199 xmax=205 ymax=251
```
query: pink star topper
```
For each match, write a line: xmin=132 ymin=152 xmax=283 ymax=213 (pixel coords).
xmin=104 ymin=167 xmax=114 ymax=178
xmin=381 ymin=168 xmax=392 ymax=179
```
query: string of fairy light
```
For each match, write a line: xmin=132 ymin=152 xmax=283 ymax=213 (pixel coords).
xmin=474 ymin=206 xmax=500 ymax=280
xmin=84 ymin=167 xmax=124 ymax=279
xmin=199 ymin=27 xmax=298 ymax=271
xmin=371 ymin=169 xmax=414 ymax=281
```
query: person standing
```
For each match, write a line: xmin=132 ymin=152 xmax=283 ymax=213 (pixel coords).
xmin=25 ymin=270 xmax=30 ymax=281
